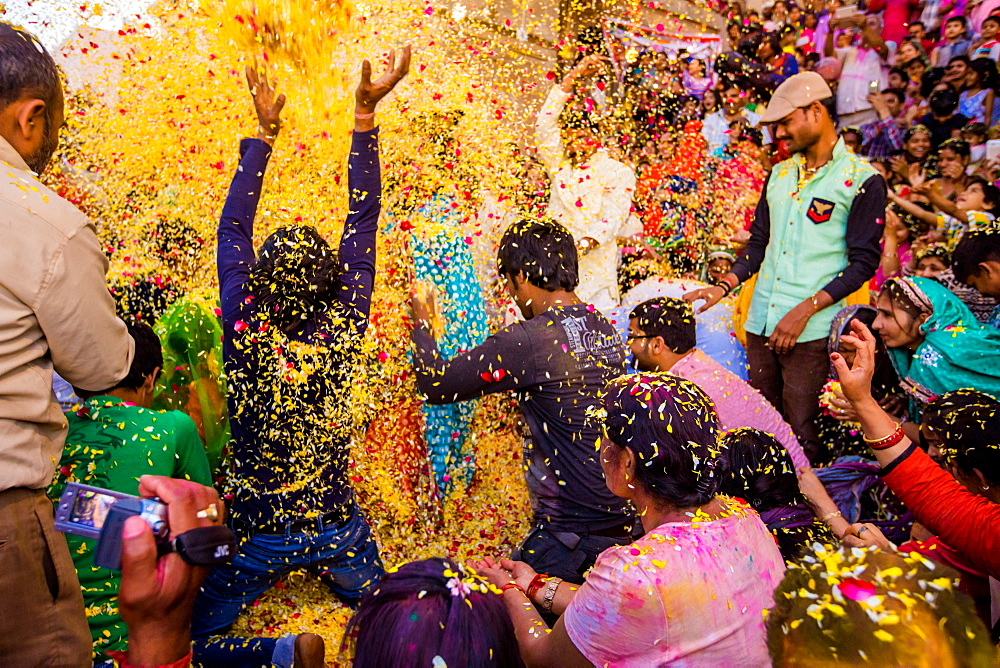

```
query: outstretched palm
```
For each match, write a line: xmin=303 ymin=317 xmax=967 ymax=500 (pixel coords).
xmin=356 ymin=46 xmax=412 ymax=113
xmin=246 ymin=66 xmax=286 ymax=139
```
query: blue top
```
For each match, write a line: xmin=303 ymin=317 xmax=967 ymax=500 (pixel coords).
xmin=217 ymin=130 xmax=381 ymax=525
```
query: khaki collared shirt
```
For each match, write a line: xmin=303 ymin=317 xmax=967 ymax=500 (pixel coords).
xmin=0 ymin=136 xmax=132 ymax=491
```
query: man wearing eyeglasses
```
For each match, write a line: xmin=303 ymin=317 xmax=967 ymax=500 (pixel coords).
xmin=685 ymin=72 xmax=885 ymax=463
xmin=627 ymin=297 xmax=809 ymax=469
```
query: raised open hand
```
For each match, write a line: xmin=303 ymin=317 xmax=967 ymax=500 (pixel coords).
xmin=356 ymin=46 xmax=411 ymax=114
xmin=561 ymin=54 xmax=609 ymax=91
xmin=908 ymin=163 xmax=927 ymax=191
xmin=883 ymin=208 xmax=902 ymax=240
xmin=572 ymin=54 xmax=607 ymax=78
xmin=246 ymin=66 xmax=286 ymax=145
xmin=889 ymin=155 xmax=909 ymax=182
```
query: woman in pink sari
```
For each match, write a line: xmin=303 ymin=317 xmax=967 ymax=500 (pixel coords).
xmin=473 ymin=374 xmax=785 ymax=667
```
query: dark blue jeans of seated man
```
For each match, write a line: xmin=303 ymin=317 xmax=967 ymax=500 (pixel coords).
xmin=191 ymin=502 xmax=383 ymax=668
xmin=512 ymin=525 xmax=634 ymax=585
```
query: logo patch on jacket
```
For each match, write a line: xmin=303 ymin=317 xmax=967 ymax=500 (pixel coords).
xmin=807 ymin=198 xmax=835 ymax=224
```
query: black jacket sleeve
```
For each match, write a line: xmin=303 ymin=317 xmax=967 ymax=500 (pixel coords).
xmin=731 ymin=173 xmax=772 ymax=283
xmin=411 ymin=322 xmax=534 ymax=404
xmin=820 ymin=174 xmax=885 ymax=301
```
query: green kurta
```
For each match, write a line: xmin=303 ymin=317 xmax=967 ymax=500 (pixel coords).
xmin=47 ymin=396 xmax=212 ymax=662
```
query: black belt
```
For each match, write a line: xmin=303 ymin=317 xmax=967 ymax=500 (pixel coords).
xmin=589 ymin=522 xmax=634 ymax=538
xmin=543 ymin=522 xmax=634 ymax=543
xmin=230 ymin=509 xmax=350 ymax=537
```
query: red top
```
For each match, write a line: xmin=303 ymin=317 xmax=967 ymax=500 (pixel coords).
xmin=883 ymin=446 xmax=1000 ymax=579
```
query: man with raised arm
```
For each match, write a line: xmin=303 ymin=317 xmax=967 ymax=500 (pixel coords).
xmin=535 ymin=55 xmax=636 ymax=313
xmin=410 ymin=219 xmax=634 ymax=586
xmin=190 ymin=52 xmax=409 ymax=668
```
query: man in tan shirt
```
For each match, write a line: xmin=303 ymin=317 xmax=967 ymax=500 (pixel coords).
xmin=0 ymin=23 xmax=133 ymax=666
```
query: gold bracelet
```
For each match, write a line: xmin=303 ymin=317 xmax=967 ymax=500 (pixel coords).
xmin=811 ymin=294 xmax=821 ymax=311
xmin=540 ymin=577 xmax=562 ymax=613
xmin=820 ymin=511 xmax=842 ymax=523
xmin=863 ymin=422 xmax=900 ymax=444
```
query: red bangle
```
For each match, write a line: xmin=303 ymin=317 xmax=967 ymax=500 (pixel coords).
xmin=715 ymin=275 xmax=737 ymax=296
xmin=526 ymin=573 xmax=548 ymax=599
xmin=501 ymin=582 xmax=526 ymax=595
xmin=864 ymin=424 xmax=905 ymax=450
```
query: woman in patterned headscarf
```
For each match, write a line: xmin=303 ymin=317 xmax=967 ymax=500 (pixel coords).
xmin=875 ymin=276 xmax=1000 ymax=415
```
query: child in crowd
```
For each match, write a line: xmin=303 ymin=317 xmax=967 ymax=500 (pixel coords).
xmin=972 ymin=15 xmax=1000 ymax=61
xmin=48 ymin=322 xmax=213 ymax=664
xmin=891 ymin=173 xmax=998 ymax=240
xmin=839 ymin=127 xmax=862 ymax=152
xmin=962 ymin=121 xmax=988 ymax=170
xmin=701 ymin=249 xmax=737 ymax=284
xmin=957 ymin=58 xmax=997 ymax=126
xmin=932 ymin=16 xmax=973 ymax=67
xmin=953 ymin=229 xmax=1000 ymax=326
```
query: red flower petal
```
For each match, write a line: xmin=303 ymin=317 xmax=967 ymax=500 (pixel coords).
xmin=839 ymin=577 xmax=877 ymax=602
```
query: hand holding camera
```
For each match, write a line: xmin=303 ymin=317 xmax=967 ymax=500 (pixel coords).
xmin=55 ymin=481 xmax=236 ymax=570
xmin=120 ymin=476 xmax=228 ymax=666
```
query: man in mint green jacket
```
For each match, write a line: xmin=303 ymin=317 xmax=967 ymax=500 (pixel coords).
xmin=686 ymin=72 xmax=885 ymax=462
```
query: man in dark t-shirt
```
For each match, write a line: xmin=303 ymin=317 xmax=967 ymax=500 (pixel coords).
xmin=411 ymin=219 xmax=633 ymax=584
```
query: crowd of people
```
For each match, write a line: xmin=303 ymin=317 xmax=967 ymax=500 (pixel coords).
xmin=6 ymin=0 xmax=1000 ymax=664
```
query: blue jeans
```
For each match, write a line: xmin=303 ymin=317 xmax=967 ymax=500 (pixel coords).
xmin=512 ymin=525 xmax=633 ymax=585
xmin=191 ymin=503 xmax=383 ymax=667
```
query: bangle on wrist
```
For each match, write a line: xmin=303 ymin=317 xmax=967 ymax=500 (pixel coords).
xmin=355 ymin=110 xmax=376 ymax=119
xmin=501 ymin=581 xmax=527 ymax=596
xmin=714 ymin=275 xmax=737 ymax=297
xmin=540 ymin=577 xmax=562 ymax=613
xmin=257 ymin=125 xmax=278 ymax=140
xmin=863 ymin=422 xmax=905 ymax=450
xmin=526 ymin=573 xmax=548 ymax=600
xmin=820 ymin=511 xmax=842 ymax=523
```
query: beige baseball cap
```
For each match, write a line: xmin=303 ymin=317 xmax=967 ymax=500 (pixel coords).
xmin=759 ymin=72 xmax=835 ymax=124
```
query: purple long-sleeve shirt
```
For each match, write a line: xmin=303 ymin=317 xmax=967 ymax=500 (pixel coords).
xmin=217 ymin=130 xmax=381 ymax=525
